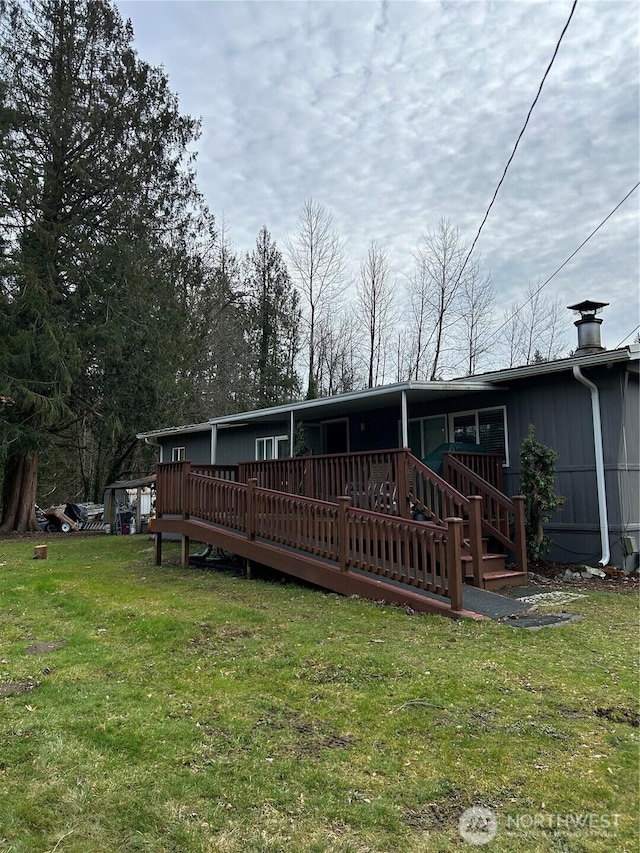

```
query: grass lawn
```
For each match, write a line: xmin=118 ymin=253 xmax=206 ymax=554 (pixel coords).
xmin=0 ymin=535 xmax=638 ymax=852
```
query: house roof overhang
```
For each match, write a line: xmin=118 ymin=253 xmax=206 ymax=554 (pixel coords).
xmin=137 ymin=421 xmax=213 ymax=440
xmin=471 ymin=345 xmax=638 ymax=384
xmin=136 ymin=345 xmax=639 ymax=441
xmin=206 ymin=381 xmax=503 ymax=428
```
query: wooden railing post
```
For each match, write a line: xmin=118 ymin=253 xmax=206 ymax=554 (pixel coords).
xmin=467 ymin=496 xmax=484 ymax=587
xmin=445 ymin=517 xmax=463 ymax=612
xmin=181 ymin=461 xmax=191 ymax=569
xmin=512 ymin=495 xmax=527 ymax=574
xmin=182 ymin=461 xmax=191 ymax=520
xmin=396 ymin=450 xmax=410 ymax=518
xmin=337 ymin=496 xmax=351 ymax=572
xmin=247 ymin=478 xmax=257 ymax=541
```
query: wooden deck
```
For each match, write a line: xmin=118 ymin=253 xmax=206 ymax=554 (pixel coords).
xmin=153 ymin=450 xmax=527 ymax=618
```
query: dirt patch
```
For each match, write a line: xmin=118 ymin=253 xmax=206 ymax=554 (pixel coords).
xmin=0 ymin=679 xmax=40 ymax=696
xmin=594 ymin=706 xmax=639 ymax=727
xmin=25 ymin=640 xmax=65 ymax=654
xmin=527 ymin=560 xmax=639 ymax=593
xmin=402 ymin=787 xmax=479 ymax=831
xmin=292 ymin=730 xmax=355 ymax=757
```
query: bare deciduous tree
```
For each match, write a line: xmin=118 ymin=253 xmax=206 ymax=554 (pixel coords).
xmin=285 ymin=199 xmax=346 ymax=397
xmin=407 ymin=218 xmax=468 ymax=380
xmin=456 ymin=261 xmax=495 ymax=375
xmin=315 ymin=314 xmax=359 ymax=396
xmin=499 ymin=282 xmax=568 ymax=366
xmin=354 ymin=240 xmax=398 ymax=388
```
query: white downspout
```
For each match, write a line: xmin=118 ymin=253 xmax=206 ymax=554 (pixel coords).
xmin=572 ymin=365 xmax=610 ymax=566
xmin=144 ymin=436 xmax=163 ymax=464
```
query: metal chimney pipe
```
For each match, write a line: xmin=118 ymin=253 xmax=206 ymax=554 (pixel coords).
xmin=567 ymin=300 xmax=608 ymax=354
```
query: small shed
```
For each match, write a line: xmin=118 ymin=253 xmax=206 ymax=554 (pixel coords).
xmin=103 ymin=475 xmax=156 ymax=534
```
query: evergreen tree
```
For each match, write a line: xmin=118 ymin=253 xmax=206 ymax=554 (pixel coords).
xmin=245 ymin=226 xmax=301 ymax=407
xmin=519 ymin=425 xmax=565 ymax=561
xmin=0 ymin=0 xmax=203 ymax=528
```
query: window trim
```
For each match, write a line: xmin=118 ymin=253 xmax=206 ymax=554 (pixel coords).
xmin=405 ymin=414 xmax=448 ymax=459
xmin=171 ymin=446 xmax=186 ymax=462
xmin=448 ymin=405 xmax=509 ymax=467
xmin=255 ymin=434 xmax=290 ymax=461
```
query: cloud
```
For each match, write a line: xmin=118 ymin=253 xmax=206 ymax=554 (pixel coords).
xmin=118 ymin=0 xmax=639 ymax=350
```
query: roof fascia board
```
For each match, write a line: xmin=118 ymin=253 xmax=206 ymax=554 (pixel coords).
xmin=475 ymin=347 xmax=634 ymax=384
xmin=207 ymin=381 xmax=500 ymax=427
xmin=137 ymin=422 xmax=213 ymax=440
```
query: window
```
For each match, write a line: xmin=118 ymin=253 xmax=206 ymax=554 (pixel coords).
xmin=449 ymin=406 xmax=508 ymax=465
xmin=406 ymin=415 xmax=447 ymax=459
xmin=171 ymin=446 xmax=186 ymax=461
xmin=256 ymin=435 xmax=290 ymax=460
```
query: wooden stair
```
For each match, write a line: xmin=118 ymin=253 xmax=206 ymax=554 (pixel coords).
xmin=462 ymin=541 xmax=528 ymax=591
xmin=482 ymin=569 xmax=528 ymax=591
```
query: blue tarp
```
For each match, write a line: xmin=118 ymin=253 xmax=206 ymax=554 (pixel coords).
xmin=422 ymin=442 xmax=489 ymax=475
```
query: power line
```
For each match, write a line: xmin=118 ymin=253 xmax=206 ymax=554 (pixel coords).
xmin=616 ymin=324 xmax=640 ymax=348
xmin=489 ymin=181 xmax=640 ymax=341
xmin=456 ymin=0 xmax=579 ymax=286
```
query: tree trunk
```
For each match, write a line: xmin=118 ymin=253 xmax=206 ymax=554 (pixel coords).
xmin=0 ymin=450 xmax=39 ymax=533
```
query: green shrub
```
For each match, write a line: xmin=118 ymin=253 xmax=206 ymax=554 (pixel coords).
xmin=519 ymin=425 xmax=565 ymax=561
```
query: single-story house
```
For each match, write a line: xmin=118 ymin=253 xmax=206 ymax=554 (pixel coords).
xmin=139 ymin=305 xmax=639 ymax=571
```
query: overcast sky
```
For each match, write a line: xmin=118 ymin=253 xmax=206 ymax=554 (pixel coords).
xmin=117 ymin=0 xmax=639 ymax=352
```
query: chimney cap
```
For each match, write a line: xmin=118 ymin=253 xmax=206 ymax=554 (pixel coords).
xmin=567 ymin=300 xmax=609 ymax=315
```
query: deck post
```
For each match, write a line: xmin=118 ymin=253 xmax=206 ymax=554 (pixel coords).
xmin=445 ymin=517 xmax=463 ymax=612
xmin=467 ymin=496 xmax=484 ymax=587
xmin=181 ymin=535 xmax=190 ymax=569
xmin=337 ymin=496 xmax=350 ymax=572
xmin=247 ymin=478 xmax=257 ymax=541
xmin=512 ymin=495 xmax=527 ymax=574
xmin=396 ymin=450 xmax=411 ymax=518
xmin=181 ymin=461 xmax=191 ymax=520
xmin=180 ymin=461 xmax=192 ymax=570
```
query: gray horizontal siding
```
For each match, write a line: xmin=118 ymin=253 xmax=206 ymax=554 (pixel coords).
xmin=216 ymin=421 xmax=291 ymax=465
xmin=159 ymin=430 xmax=211 ymax=464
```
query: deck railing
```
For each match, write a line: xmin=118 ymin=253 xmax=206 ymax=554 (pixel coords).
xmin=239 ymin=449 xmax=408 ymax=515
xmin=253 ymin=486 xmax=341 ymax=562
xmin=346 ymin=508 xmax=461 ymax=600
xmin=191 ymin=463 xmax=239 ymax=480
xmin=406 ymin=452 xmax=469 ymax=524
xmin=442 ymin=453 xmax=526 ymax=573
xmin=443 ymin=451 xmax=503 ymax=492
xmin=187 ymin=473 xmax=247 ymax=531
xmin=156 ymin=461 xmax=186 ymax=515
xmin=155 ymin=462 xmax=464 ymax=609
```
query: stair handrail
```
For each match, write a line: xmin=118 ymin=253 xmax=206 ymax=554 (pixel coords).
xmin=405 ymin=451 xmax=469 ymax=525
xmin=442 ymin=452 xmax=527 ymax=573
xmin=405 ymin=453 xmax=490 ymax=583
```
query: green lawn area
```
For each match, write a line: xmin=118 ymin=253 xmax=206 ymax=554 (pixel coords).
xmin=0 ymin=535 xmax=638 ymax=852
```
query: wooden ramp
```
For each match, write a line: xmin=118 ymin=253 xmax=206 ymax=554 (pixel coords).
xmin=153 ymin=458 xmax=529 ymax=621
xmin=154 ymin=515 xmax=481 ymax=620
